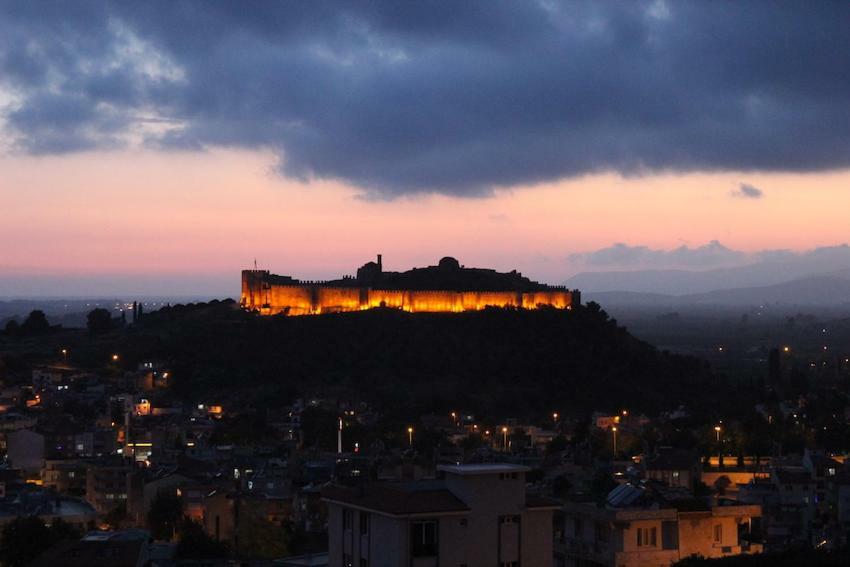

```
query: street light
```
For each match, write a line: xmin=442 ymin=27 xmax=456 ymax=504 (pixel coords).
xmin=502 ymin=426 xmax=509 ymax=452
xmin=612 ymin=426 xmax=618 ymax=457
xmin=552 ymin=412 xmax=559 ymax=422
xmin=61 ymin=348 xmax=68 ymax=361
xmin=407 ymin=426 xmax=414 ymax=446
xmin=112 ymin=354 xmax=119 ymax=362
xmin=714 ymin=425 xmax=722 ymax=442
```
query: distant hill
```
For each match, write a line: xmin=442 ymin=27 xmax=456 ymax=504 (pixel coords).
xmin=584 ymin=274 xmax=850 ymax=308
xmin=680 ymin=275 xmax=850 ymax=306
xmin=566 ymin=251 xmax=850 ymax=296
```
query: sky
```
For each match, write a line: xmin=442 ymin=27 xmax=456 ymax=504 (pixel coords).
xmin=1 ymin=2 xmax=849 ymax=297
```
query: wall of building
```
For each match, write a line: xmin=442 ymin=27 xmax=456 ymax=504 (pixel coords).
xmin=241 ymin=270 xmax=578 ymax=316
xmin=677 ymin=512 xmax=741 ymax=559
xmin=522 ymin=509 xmax=556 ymax=567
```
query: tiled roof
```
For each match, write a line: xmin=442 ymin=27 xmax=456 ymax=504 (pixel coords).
xmin=526 ymin=494 xmax=560 ymax=508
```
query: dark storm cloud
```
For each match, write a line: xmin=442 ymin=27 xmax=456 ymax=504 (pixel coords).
xmin=731 ymin=183 xmax=764 ymax=199
xmin=2 ymin=1 xmax=850 ymax=196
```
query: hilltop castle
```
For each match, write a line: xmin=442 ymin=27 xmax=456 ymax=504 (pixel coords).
xmin=241 ymin=255 xmax=580 ymax=316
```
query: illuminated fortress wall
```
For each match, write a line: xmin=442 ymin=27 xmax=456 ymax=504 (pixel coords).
xmin=241 ymin=270 xmax=579 ymax=316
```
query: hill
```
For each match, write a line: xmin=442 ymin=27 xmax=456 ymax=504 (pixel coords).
xmin=584 ymin=274 xmax=850 ymax=308
xmin=565 ymin=253 xmax=850 ymax=296
xmin=63 ymin=300 xmax=719 ymax=420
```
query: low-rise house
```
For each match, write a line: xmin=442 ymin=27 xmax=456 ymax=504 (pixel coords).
xmin=324 ymin=463 xmax=557 ymax=567
xmin=42 ymin=459 xmax=88 ymax=494
xmin=645 ymin=448 xmax=701 ymax=491
xmin=6 ymin=428 xmax=45 ymax=474
xmin=86 ymin=457 xmax=133 ymax=515
xmin=557 ymin=483 xmax=762 ymax=567
xmin=0 ymin=485 xmax=96 ymax=532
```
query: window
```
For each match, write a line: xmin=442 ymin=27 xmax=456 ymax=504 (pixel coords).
xmin=411 ymin=520 xmax=438 ymax=557
xmin=713 ymin=524 xmax=722 ymax=544
xmin=360 ymin=512 xmax=370 ymax=536
xmin=343 ymin=509 xmax=353 ymax=530
xmin=637 ymin=527 xmax=657 ymax=547
xmin=500 ymin=515 xmax=520 ymax=524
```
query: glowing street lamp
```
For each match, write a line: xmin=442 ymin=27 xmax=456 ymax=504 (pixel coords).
xmin=61 ymin=348 xmax=68 ymax=361
xmin=612 ymin=426 xmax=618 ymax=456
xmin=502 ymin=426 xmax=509 ymax=452
xmin=112 ymin=354 xmax=119 ymax=362
xmin=714 ymin=425 xmax=722 ymax=442
xmin=407 ymin=426 xmax=414 ymax=446
xmin=552 ymin=412 xmax=559 ymax=422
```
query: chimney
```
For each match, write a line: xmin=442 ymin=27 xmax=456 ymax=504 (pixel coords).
xmin=377 ymin=254 xmax=382 ymax=272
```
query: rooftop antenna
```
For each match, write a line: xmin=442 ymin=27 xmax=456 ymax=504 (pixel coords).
xmin=254 ymin=258 xmax=258 ymax=270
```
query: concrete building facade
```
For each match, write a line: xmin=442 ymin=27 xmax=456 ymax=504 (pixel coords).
xmin=324 ymin=464 xmax=557 ymax=567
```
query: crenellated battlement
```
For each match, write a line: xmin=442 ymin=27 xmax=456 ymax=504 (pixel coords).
xmin=241 ymin=257 xmax=580 ymax=316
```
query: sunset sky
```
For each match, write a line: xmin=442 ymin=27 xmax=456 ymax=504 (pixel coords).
xmin=2 ymin=2 xmax=849 ymax=296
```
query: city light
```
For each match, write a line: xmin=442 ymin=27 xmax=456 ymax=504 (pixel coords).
xmin=714 ymin=425 xmax=722 ymax=442
xmin=112 ymin=354 xmax=119 ymax=361
xmin=612 ymin=426 xmax=618 ymax=456
xmin=407 ymin=426 xmax=414 ymax=446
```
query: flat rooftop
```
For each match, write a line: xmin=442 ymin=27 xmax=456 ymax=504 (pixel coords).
xmin=437 ymin=463 xmax=530 ymax=476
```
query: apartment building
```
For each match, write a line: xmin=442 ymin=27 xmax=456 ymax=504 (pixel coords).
xmin=324 ymin=463 xmax=558 ymax=567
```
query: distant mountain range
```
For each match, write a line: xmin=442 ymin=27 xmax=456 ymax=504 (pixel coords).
xmin=566 ymin=255 xmax=850 ymax=306
xmin=583 ymin=274 xmax=850 ymax=307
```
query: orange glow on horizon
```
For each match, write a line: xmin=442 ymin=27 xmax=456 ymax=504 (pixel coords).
xmin=2 ymin=149 xmax=850 ymax=291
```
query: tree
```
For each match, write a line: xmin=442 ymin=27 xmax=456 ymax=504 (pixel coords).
xmin=176 ymin=519 xmax=229 ymax=560
xmin=148 ymin=493 xmax=183 ymax=540
xmin=3 ymin=319 xmax=20 ymax=336
xmin=235 ymin=505 xmax=292 ymax=559
xmin=21 ymin=310 xmax=50 ymax=335
xmin=0 ymin=516 xmax=80 ymax=567
xmin=86 ymin=308 xmax=113 ymax=334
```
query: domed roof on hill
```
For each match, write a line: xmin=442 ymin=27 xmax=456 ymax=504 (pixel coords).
xmin=438 ymin=257 xmax=461 ymax=270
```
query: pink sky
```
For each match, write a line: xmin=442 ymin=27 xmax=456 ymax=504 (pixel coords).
xmin=2 ymin=149 xmax=849 ymax=295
